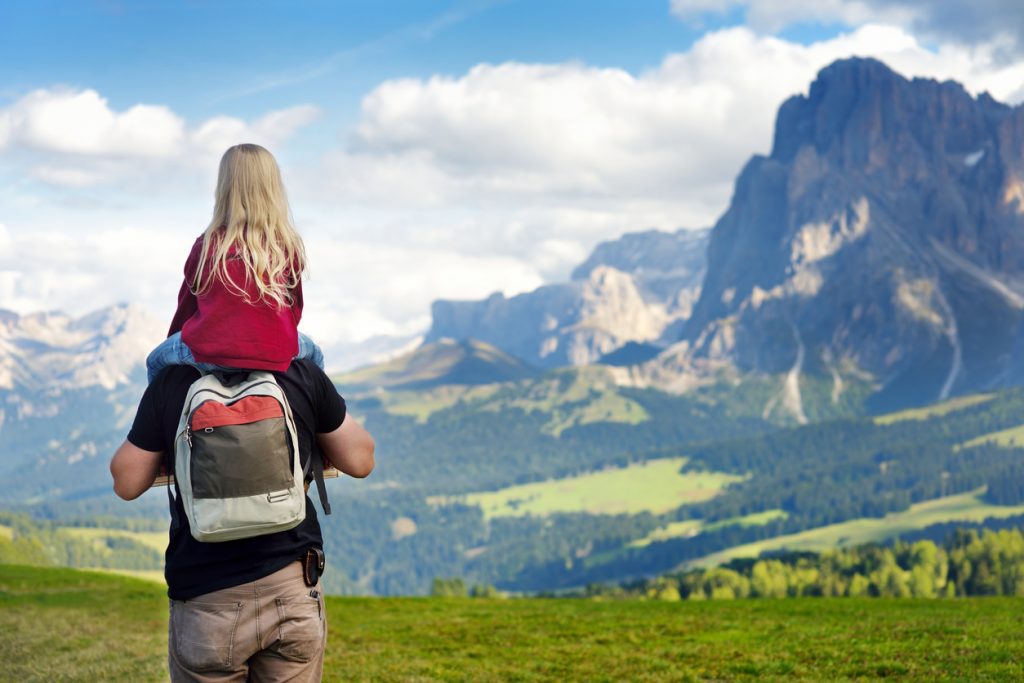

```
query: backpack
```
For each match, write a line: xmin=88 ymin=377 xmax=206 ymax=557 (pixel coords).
xmin=169 ymin=370 xmax=331 ymax=543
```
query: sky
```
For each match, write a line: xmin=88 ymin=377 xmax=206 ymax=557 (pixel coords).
xmin=3 ymin=0 xmax=1024 ymax=369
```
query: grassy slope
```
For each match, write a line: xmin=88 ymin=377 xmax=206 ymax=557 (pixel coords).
xmin=873 ymin=393 xmax=996 ymax=425
xmin=629 ymin=510 xmax=789 ymax=549
xmin=61 ymin=527 xmax=168 ymax=554
xmin=360 ymin=365 xmax=654 ymax=436
xmin=441 ymin=458 xmax=742 ymax=518
xmin=3 ymin=565 xmax=1024 ymax=682
xmin=688 ymin=489 xmax=1024 ymax=568
xmin=961 ymin=423 xmax=1024 ymax=448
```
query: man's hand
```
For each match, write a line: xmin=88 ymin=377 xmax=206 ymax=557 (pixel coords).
xmin=110 ymin=441 xmax=163 ymax=500
xmin=318 ymin=416 xmax=375 ymax=478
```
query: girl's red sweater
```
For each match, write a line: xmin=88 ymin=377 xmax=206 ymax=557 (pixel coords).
xmin=167 ymin=237 xmax=302 ymax=372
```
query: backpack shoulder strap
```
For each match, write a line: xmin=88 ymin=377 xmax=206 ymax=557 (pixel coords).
xmin=308 ymin=442 xmax=332 ymax=516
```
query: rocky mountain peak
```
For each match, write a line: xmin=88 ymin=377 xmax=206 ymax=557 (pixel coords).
xmin=771 ymin=57 xmax=1010 ymax=168
xmin=671 ymin=57 xmax=1024 ymax=413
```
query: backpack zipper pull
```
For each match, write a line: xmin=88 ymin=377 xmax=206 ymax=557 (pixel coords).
xmin=186 ymin=425 xmax=193 ymax=448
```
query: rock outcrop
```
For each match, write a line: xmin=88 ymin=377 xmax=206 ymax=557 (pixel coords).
xmin=665 ymin=57 xmax=1024 ymax=412
xmin=426 ymin=228 xmax=709 ymax=368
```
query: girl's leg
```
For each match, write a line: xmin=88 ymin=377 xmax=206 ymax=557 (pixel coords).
xmin=146 ymin=332 xmax=198 ymax=383
xmin=296 ymin=332 xmax=325 ymax=369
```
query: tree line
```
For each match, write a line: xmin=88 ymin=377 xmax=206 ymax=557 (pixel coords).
xmin=584 ymin=528 xmax=1024 ymax=600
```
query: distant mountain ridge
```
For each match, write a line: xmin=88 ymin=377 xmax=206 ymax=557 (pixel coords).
xmin=426 ymin=228 xmax=709 ymax=368
xmin=0 ymin=304 xmax=162 ymax=504
xmin=0 ymin=304 xmax=161 ymax=393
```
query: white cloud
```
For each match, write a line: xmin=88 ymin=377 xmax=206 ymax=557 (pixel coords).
xmin=669 ymin=0 xmax=1024 ymax=56
xmin=300 ymin=234 xmax=545 ymax=345
xmin=305 ymin=23 xmax=1024 ymax=230
xmin=0 ymin=88 xmax=320 ymax=187
xmin=1 ymin=88 xmax=185 ymax=157
xmin=0 ymin=223 xmax=186 ymax=317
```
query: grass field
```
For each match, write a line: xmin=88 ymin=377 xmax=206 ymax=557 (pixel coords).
xmin=960 ymin=423 xmax=1024 ymax=449
xmin=872 ymin=393 xmax=995 ymax=425
xmin=443 ymin=458 xmax=743 ymax=518
xmin=688 ymin=489 xmax=1024 ymax=569
xmin=0 ymin=524 xmax=12 ymax=541
xmin=60 ymin=527 xmax=168 ymax=554
xmin=3 ymin=564 xmax=1024 ymax=681
xmin=627 ymin=511 xmax=789 ymax=550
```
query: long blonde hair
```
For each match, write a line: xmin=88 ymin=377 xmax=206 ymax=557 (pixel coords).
xmin=192 ymin=143 xmax=306 ymax=308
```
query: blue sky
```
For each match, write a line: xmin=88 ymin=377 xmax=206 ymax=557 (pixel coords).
xmin=3 ymin=1 xmax=725 ymax=118
xmin=2 ymin=1 xmax=1024 ymax=369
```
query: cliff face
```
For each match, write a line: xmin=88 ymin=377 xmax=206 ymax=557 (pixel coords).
xmin=427 ymin=228 xmax=708 ymax=368
xmin=676 ymin=57 xmax=1024 ymax=410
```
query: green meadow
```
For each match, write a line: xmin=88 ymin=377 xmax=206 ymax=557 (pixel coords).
xmin=688 ymin=489 xmax=1024 ymax=569
xmin=960 ymin=423 xmax=1024 ymax=449
xmin=630 ymin=510 xmax=789 ymax=549
xmin=60 ymin=526 xmax=168 ymax=554
xmin=3 ymin=564 xmax=1024 ymax=681
xmin=872 ymin=393 xmax=996 ymax=425
xmin=439 ymin=457 xmax=743 ymax=518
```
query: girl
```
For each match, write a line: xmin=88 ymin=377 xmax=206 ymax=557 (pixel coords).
xmin=147 ymin=143 xmax=323 ymax=382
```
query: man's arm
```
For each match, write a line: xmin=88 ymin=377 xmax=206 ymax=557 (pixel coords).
xmin=318 ymin=415 xmax=375 ymax=478
xmin=110 ymin=441 xmax=163 ymax=500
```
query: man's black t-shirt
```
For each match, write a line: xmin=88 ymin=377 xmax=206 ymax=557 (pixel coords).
xmin=127 ymin=360 xmax=346 ymax=600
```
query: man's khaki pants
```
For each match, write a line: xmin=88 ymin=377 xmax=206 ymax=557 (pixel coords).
xmin=168 ymin=561 xmax=326 ymax=682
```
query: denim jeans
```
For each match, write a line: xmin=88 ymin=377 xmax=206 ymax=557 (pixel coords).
xmin=147 ymin=332 xmax=325 ymax=383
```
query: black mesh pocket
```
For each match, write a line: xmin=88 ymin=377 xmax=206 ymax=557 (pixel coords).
xmin=191 ymin=417 xmax=294 ymax=499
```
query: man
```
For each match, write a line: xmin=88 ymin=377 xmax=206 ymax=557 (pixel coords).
xmin=110 ymin=360 xmax=374 ymax=681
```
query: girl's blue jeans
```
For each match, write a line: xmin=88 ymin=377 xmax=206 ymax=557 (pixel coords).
xmin=146 ymin=332 xmax=325 ymax=383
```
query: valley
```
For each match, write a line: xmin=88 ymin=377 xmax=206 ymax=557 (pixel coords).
xmin=4 ymin=58 xmax=1024 ymax=597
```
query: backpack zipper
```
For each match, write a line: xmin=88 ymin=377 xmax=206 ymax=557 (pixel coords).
xmin=186 ymin=383 xmax=290 ymax=447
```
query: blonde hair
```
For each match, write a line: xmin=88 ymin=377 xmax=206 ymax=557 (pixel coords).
xmin=193 ymin=143 xmax=306 ymax=308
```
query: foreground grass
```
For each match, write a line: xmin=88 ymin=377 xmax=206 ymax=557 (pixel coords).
xmin=4 ymin=564 xmax=1024 ymax=681
xmin=0 ymin=565 xmax=167 ymax=681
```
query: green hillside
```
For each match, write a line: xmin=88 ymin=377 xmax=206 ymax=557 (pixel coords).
xmin=0 ymin=512 xmax=164 ymax=576
xmin=3 ymin=564 xmax=1024 ymax=681
xmin=9 ymin=348 xmax=1024 ymax=598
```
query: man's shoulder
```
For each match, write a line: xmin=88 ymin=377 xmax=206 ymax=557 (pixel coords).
xmin=275 ymin=360 xmax=335 ymax=399
xmin=279 ymin=359 xmax=329 ymax=382
xmin=151 ymin=365 xmax=202 ymax=392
